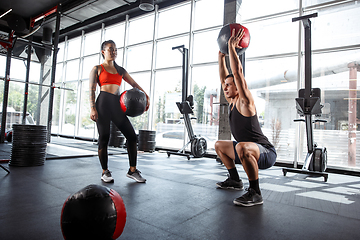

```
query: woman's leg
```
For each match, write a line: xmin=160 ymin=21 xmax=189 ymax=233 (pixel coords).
xmin=95 ymin=92 xmax=113 ymax=183
xmin=110 ymin=95 xmax=145 ymax=182
xmin=110 ymin=102 xmax=137 ymax=169
xmin=114 ymin=115 xmax=138 ymax=169
xmin=96 ymin=93 xmax=111 ymax=171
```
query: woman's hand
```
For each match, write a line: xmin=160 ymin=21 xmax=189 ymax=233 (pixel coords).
xmin=90 ymin=108 xmax=98 ymax=122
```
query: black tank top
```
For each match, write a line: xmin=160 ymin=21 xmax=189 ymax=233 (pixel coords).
xmin=229 ymin=104 xmax=273 ymax=148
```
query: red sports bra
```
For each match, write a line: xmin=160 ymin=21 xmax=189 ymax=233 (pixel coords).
xmin=98 ymin=64 xmax=124 ymax=86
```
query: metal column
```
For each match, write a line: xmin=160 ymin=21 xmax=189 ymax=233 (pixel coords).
xmin=0 ymin=45 xmax=12 ymax=143
xmin=47 ymin=4 xmax=61 ymax=142
xmin=303 ymin=15 xmax=315 ymax=155
xmin=22 ymin=35 xmax=33 ymax=124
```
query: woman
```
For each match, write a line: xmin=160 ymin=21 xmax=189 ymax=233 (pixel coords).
xmin=89 ymin=40 xmax=150 ymax=183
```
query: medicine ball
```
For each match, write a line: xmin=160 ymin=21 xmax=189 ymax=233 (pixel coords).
xmin=120 ymin=88 xmax=147 ymax=117
xmin=61 ymin=184 xmax=126 ymax=240
xmin=217 ymin=23 xmax=250 ymax=56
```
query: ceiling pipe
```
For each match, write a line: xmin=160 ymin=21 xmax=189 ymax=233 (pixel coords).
xmin=0 ymin=9 xmax=12 ymax=19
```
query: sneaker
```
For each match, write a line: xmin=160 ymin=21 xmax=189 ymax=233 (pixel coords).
xmin=233 ymin=188 xmax=263 ymax=207
xmin=101 ymin=170 xmax=114 ymax=183
xmin=216 ymin=176 xmax=243 ymax=190
xmin=126 ymin=169 xmax=146 ymax=183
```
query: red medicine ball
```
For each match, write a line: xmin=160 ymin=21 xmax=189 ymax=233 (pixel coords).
xmin=217 ymin=23 xmax=250 ymax=56
xmin=61 ymin=184 xmax=126 ymax=240
xmin=120 ymin=88 xmax=147 ymax=117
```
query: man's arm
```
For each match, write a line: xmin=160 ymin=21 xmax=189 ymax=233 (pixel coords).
xmin=218 ymin=51 xmax=231 ymax=103
xmin=228 ymin=29 xmax=256 ymax=116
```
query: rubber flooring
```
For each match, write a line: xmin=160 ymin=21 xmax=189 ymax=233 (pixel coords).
xmin=0 ymin=137 xmax=360 ymax=239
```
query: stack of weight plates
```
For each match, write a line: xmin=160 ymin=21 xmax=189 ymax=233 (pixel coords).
xmin=9 ymin=124 xmax=47 ymax=167
xmin=138 ymin=130 xmax=156 ymax=152
xmin=108 ymin=122 xmax=125 ymax=148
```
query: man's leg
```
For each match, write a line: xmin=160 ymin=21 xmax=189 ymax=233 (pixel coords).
xmin=215 ymin=140 xmax=236 ymax=169
xmin=215 ymin=140 xmax=243 ymax=190
xmin=235 ymin=142 xmax=260 ymax=181
xmin=233 ymin=142 xmax=263 ymax=206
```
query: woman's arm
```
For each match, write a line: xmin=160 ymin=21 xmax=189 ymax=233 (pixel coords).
xmin=89 ymin=65 xmax=99 ymax=121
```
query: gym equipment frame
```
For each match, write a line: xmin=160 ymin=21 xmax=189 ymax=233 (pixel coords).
xmin=282 ymin=13 xmax=328 ymax=182
xmin=0 ymin=163 xmax=10 ymax=174
xmin=167 ymin=45 xmax=207 ymax=160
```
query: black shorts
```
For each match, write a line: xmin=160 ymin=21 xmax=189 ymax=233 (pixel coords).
xmin=232 ymin=141 xmax=277 ymax=169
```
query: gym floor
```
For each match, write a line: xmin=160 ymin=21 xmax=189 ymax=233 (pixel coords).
xmin=1 ymin=137 xmax=360 ymax=240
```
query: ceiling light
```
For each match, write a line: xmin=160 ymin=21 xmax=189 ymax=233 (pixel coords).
xmin=139 ymin=0 xmax=154 ymax=11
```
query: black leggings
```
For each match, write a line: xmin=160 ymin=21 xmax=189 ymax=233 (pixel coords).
xmin=96 ymin=91 xmax=137 ymax=170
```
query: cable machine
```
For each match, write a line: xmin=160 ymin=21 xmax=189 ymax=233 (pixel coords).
xmin=282 ymin=13 xmax=328 ymax=182
xmin=166 ymin=45 xmax=207 ymax=160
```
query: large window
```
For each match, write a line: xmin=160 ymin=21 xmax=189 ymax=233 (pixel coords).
xmin=193 ymin=0 xmax=223 ymax=30
xmin=311 ymin=3 xmax=360 ymax=49
xmin=78 ymin=79 xmax=94 ymax=138
xmin=156 ymin=36 xmax=189 ymax=69
xmin=61 ymin=81 xmax=77 ymax=136
xmin=240 ymin=0 xmax=298 ymax=20
xmin=57 ymin=42 xmax=65 ymax=62
xmin=192 ymin=29 xmax=219 ymax=64
xmin=190 ymin=65 xmax=221 ymax=151
xmin=66 ymin=37 xmax=82 ymax=60
xmin=157 ymin=3 xmax=191 ymax=38
xmin=51 ymin=0 xmax=360 ymax=171
xmin=152 ymin=68 xmax=184 ymax=150
xmin=65 ymin=59 xmax=80 ymax=82
xmin=127 ymin=14 xmax=154 ymax=45
xmin=0 ymin=55 xmax=45 ymax=131
xmin=83 ymin=31 xmax=102 ymax=56
xmin=245 ymin=14 xmax=299 ymax=58
xmin=126 ymin=43 xmax=153 ymax=72
xmin=51 ymin=88 xmax=61 ymax=135
xmin=82 ymin=55 xmax=99 ymax=79
xmin=240 ymin=0 xmax=360 ymax=170
xmin=105 ymin=24 xmax=125 ymax=48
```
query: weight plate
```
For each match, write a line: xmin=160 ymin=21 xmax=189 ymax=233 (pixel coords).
xmin=10 ymin=124 xmax=47 ymax=167
xmin=139 ymin=130 xmax=156 ymax=134
xmin=191 ymin=138 xmax=198 ymax=157
xmin=321 ymin=148 xmax=327 ymax=172
xmin=313 ymin=148 xmax=321 ymax=172
xmin=308 ymin=157 xmax=314 ymax=171
xmin=138 ymin=140 xmax=156 ymax=152
xmin=191 ymin=137 xmax=207 ymax=158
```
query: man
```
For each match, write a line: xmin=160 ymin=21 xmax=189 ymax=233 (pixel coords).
xmin=215 ymin=28 xmax=277 ymax=207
